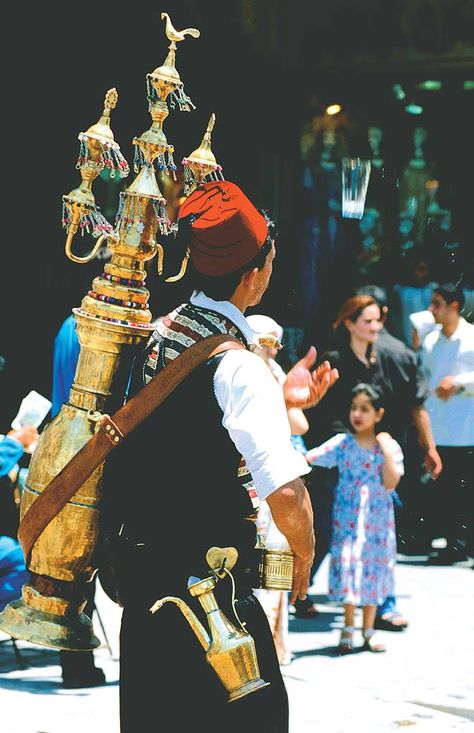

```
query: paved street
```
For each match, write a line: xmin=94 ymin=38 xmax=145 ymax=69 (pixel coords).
xmin=1 ymin=555 xmax=473 ymax=733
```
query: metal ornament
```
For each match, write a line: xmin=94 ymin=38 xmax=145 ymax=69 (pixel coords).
xmin=150 ymin=547 xmax=270 ymax=702
xmin=0 ymin=12 xmax=202 ymax=650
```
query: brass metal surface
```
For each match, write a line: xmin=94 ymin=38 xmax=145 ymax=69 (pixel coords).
xmin=259 ymin=548 xmax=294 ymax=591
xmin=0 ymin=12 xmax=202 ymax=649
xmin=150 ymin=553 xmax=270 ymax=702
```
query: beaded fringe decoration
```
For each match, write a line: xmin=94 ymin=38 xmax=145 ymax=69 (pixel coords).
xmin=146 ymin=76 xmax=196 ymax=113
xmin=133 ymin=146 xmax=177 ymax=180
xmin=76 ymin=133 xmax=130 ymax=178
xmin=114 ymin=192 xmax=171 ymax=236
xmin=62 ymin=198 xmax=113 ymax=238
xmin=182 ymin=160 xmax=224 ymax=195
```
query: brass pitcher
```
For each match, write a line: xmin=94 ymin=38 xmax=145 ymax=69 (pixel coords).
xmin=150 ymin=550 xmax=270 ymax=703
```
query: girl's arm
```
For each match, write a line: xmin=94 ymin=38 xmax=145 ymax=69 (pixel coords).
xmin=287 ymin=406 xmax=309 ymax=435
xmin=376 ymin=432 xmax=402 ymax=491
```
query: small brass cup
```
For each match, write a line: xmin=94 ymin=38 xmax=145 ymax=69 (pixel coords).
xmin=258 ymin=549 xmax=294 ymax=591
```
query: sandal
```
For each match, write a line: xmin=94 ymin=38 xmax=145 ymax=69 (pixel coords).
xmin=294 ymin=603 xmax=319 ymax=619
xmin=362 ymin=628 xmax=386 ymax=653
xmin=337 ymin=626 xmax=355 ymax=654
xmin=374 ymin=611 xmax=408 ymax=632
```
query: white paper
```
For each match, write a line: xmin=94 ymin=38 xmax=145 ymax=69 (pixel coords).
xmin=11 ymin=390 xmax=52 ymax=431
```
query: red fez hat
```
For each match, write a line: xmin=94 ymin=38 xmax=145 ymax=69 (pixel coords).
xmin=177 ymin=181 xmax=268 ymax=276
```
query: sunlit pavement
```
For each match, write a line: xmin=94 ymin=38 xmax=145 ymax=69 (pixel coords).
xmin=1 ymin=555 xmax=473 ymax=733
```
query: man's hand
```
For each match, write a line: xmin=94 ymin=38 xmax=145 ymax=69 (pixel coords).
xmin=283 ymin=347 xmax=339 ymax=410
xmin=423 ymin=446 xmax=442 ymax=480
xmin=435 ymin=375 xmax=458 ymax=401
xmin=290 ymin=552 xmax=314 ymax=605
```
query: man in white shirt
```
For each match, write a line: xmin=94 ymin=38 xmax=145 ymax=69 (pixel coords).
xmin=421 ymin=283 xmax=474 ymax=564
xmin=103 ymin=180 xmax=338 ymax=733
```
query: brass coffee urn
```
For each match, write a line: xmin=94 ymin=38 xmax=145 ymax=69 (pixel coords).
xmin=0 ymin=13 xmax=213 ymax=651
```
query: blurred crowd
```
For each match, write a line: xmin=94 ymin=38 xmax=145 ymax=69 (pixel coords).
xmin=1 ymin=271 xmax=472 ymax=668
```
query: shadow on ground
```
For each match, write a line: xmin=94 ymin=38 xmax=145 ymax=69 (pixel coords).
xmin=0 ymin=641 xmax=59 ymax=674
xmin=291 ymin=644 xmax=369 ymax=658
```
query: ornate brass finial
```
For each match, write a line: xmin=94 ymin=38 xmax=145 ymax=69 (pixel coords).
xmin=105 ymin=87 xmax=118 ymax=109
xmin=183 ymin=113 xmax=224 ymax=195
xmin=80 ymin=88 xmax=129 ymax=173
xmin=0 ymin=10 xmax=232 ymax=658
xmin=161 ymin=12 xmax=200 ymax=44
xmin=145 ymin=12 xmax=200 ymax=114
xmin=61 ymin=89 xmax=130 ymax=264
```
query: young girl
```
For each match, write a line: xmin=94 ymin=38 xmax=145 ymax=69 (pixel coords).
xmin=305 ymin=384 xmax=404 ymax=653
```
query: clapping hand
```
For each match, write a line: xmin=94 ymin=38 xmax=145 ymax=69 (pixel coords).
xmin=283 ymin=347 xmax=339 ymax=410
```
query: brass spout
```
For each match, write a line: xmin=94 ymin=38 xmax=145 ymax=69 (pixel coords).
xmin=164 ymin=247 xmax=190 ymax=282
xmin=150 ymin=574 xmax=270 ymax=703
xmin=150 ymin=596 xmax=210 ymax=651
xmin=65 ymin=231 xmax=113 ymax=265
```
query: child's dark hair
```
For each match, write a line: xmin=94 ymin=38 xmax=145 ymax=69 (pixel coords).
xmin=351 ymin=383 xmax=385 ymax=410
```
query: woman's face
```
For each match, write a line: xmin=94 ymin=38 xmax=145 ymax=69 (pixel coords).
xmin=345 ymin=304 xmax=381 ymax=343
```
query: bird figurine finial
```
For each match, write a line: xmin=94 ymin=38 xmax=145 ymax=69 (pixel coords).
xmin=161 ymin=12 xmax=200 ymax=43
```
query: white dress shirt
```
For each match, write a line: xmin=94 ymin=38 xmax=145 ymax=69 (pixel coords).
xmin=421 ymin=317 xmax=474 ymax=446
xmin=190 ymin=292 xmax=310 ymax=499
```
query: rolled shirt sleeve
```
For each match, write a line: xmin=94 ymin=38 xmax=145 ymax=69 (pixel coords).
xmin=214 ymin=350 xmax=310 ymax=501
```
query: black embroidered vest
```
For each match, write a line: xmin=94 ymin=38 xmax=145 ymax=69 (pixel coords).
xmin=101 ymin=302 xmax=259 ymax=599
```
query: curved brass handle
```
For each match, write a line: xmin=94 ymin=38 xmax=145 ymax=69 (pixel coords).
xmin=65 ymin=231 xmax=116 ymax=264
xmin=156 ymin=243 xmax=164 ymax=276
xmin=165 ymin=247 xmax=190 ymax=282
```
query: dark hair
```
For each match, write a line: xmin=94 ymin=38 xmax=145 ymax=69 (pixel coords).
xmin=434 ymin=283 xmax=465 ymax=311
xmin=351 ymin=382 xmax=385 ymax=410
xmin=191 ymin=212 xmax=276 ymax=301
xmin=353 ymin=284 xmax=388 ymax=310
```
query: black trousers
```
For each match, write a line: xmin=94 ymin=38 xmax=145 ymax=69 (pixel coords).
xmin=59 ymin=577 xmax=99 ymax=680
xmin=430 ymin=446 xmax=474 ymax=557
xmin=119 ymin=585 xmax=289 ymax=733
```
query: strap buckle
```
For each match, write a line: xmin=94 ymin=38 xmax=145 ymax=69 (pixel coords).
xmin=99 ymin=414 xmax=125 ymax=446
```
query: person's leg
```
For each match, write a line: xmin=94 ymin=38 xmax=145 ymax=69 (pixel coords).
xmin=60 ymin=576 xmax=105 ymax=688
xmin=294 ymin=466 xmax=336 ymax=617
xmin=374 ymin=592 xmax=408 ymax=631
xmin=362 ymin=604 xmax=386 ymax=652
xmin=375 ymin=492 xmax=409 ymax=632
xmin=338 ymin=603 xmax=355 ymax=653
xmin=430 ymin=447 xmax=473 ymax=562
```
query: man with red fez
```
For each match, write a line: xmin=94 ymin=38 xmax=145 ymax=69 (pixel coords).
xmin=102 ymin=181 xmax=338 ymax=732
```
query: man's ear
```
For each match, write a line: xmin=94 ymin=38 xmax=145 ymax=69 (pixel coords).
xmin=242 ymin=267 xmax=259 ymax=289
xmin=451 ymin=300 xmax=461 ymax=314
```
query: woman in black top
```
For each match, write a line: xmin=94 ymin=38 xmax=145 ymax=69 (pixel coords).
xmin=309 ymin=295 xmax=383 ymax=445
xmin=295 ymin=296 xmax=383 ymax=617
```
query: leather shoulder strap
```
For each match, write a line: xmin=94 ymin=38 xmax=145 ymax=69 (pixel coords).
xmin=19 ymin=334 xmax=245 ymax=563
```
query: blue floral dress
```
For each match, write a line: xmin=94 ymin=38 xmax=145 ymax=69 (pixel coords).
xmin=306 ymin=433 xmax=404 ymax=605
